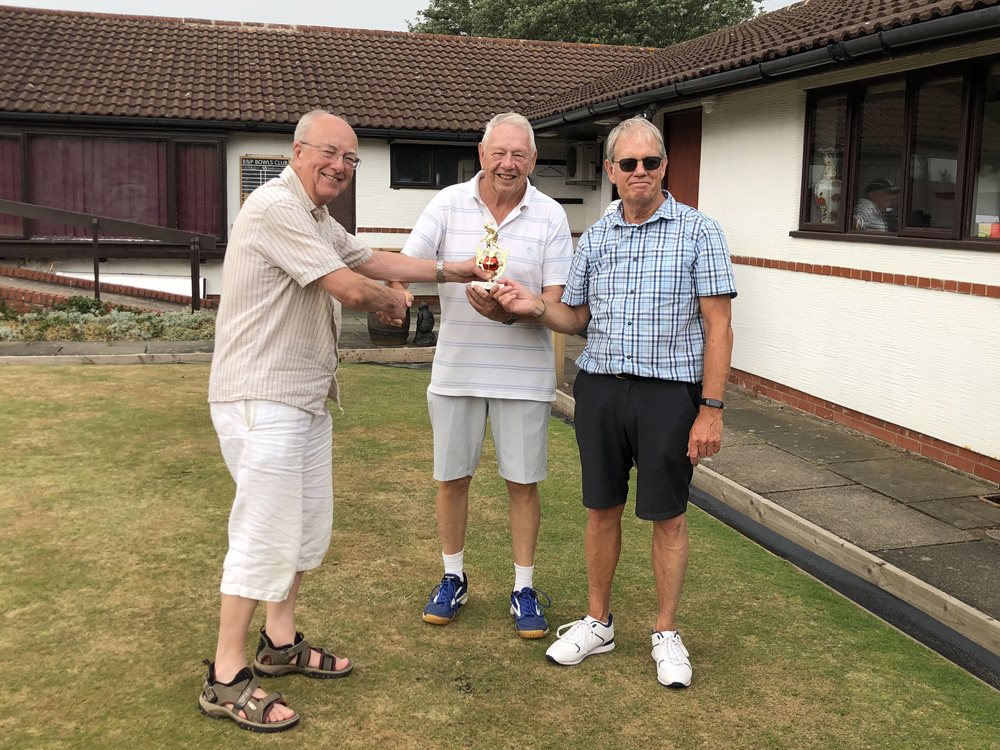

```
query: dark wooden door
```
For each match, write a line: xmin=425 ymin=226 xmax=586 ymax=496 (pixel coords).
xmin=665 ymin=108 xmax=702 ymax=209
xmin=328 ymin=176 xmax=356 ymax=234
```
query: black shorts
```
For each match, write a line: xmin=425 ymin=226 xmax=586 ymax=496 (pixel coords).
xmin=573 ymin=371 xmax=701 ymax=521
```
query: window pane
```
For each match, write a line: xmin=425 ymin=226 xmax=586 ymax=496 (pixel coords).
xmin=0 ymin=137 xmax=22 ymax=236
xmin=434 ymin=147 xmax=479 ymax=187
xmin=806 ymin=94 xmax=847 ymax=224
xmin=28 ymin=136 xmax=167 ymax=238
xmin=177 ymin=143 xmax=220 ymax=236
xmin=394 ymin=145 xmax=433 ymax=185
xmin=908 ymin=75 xmax=963 ymax=231
xmin=852 ymin=82 xmax=905 ymax=233
xmin=972 ymin=64 xmax=1000 ymax=239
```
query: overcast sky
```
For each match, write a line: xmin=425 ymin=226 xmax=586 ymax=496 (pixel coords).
xmin=3 ymin=0 xmax=791 ymax=32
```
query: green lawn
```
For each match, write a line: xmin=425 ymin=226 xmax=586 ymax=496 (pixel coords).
xmin=1 ymin=363 xmax=997 ymax=749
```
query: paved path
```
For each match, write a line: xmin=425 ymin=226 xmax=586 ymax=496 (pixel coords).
xmin=2 ymin=307 xmax=998 ymax=682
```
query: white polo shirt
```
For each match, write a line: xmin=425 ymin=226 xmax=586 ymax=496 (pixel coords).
xmin=402 ymin=173 xmax=573 ymax=402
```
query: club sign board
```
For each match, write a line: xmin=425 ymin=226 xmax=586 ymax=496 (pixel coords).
xmin=240 ymin=156 xmax=289 ymax=205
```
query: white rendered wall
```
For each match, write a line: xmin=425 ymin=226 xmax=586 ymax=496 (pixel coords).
xmin=694 ymin=40 xmax=1000 ymax=459
xmin=355 ymin=137 xmax=605 ymax=249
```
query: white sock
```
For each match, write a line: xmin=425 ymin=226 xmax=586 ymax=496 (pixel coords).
xmin=513 ymin=563 xmax=534 ymax=592
xmin=585 ymin=614 xmax=611 ymax=627
xmin=442 ymin=550 xmax=464 ymax=579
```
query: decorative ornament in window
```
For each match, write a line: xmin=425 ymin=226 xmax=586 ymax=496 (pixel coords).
xmin=813 ymin=148 xmax=842 ymax=225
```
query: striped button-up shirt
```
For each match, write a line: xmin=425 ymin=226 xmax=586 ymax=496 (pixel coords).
xmin=209 ymin=166 xmax=372 ymax=414
xmin=562 ymin=192 xmax=737 ymax=383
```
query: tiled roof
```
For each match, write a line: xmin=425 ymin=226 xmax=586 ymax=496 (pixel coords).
xmin=526 ymin=0 xmax=1000 ymax=121
xmin=0 ymin=6 xmax=656 ymax=133
xmin=2 ymin=1 xmax=995 ymax=133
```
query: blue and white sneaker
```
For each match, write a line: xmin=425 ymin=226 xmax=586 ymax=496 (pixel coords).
xmin=422 ymin=573 xmax=469 ymax=625
xmin=509 ymin=587 xmax=551 ymax=639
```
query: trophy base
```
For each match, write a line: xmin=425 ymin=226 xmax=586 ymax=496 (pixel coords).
xmin=472 ymin=280 xmax=496 ymax=290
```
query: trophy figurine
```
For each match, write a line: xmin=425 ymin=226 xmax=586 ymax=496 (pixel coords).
xmin=473 ymin=223 xmax=509 ymax=290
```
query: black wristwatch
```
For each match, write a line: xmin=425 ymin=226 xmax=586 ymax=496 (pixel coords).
xmin=699 ymin=398 xmax=724 ymax=410
xmin=502 ymin=313 xmax=518 ymax=326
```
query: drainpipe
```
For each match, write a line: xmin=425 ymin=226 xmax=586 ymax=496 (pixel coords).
xmin=531 ymin=4 xmax=1000 ymax=130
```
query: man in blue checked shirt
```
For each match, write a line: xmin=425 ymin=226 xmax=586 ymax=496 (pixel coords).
xmin=493 ymin=116 xmax=736 ymax=688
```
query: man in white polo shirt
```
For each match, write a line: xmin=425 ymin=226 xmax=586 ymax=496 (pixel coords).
xmin=390 ymin=112 xmax=573 ymax=639
xmin=201 ymin=110 xmax=485 ymax=733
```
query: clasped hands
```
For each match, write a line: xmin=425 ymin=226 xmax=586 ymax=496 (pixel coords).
xmin=376 ymin=257 xmax=489 ymax=326
xmin=466 ymin=278 xmax=540 ymax=322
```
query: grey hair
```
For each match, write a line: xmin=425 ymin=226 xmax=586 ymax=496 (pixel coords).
xmin=605 ymin=117 xmax=665 ymax=163
xmin=482 ymin=112 xmax=536 ymax=153
xmin=293 ymin=109 xmax=337 ymax=143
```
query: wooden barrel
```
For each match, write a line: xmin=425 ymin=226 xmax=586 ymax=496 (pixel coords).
xmin=367 ymin=308 xmax=412 ymax=346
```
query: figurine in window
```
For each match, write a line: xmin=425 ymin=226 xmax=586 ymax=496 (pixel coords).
xmin=853 ymin=178 xmax=899 ymax=231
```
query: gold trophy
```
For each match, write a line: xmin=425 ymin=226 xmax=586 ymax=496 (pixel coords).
xmin=473 ymin=223 xmax=509 ymax=290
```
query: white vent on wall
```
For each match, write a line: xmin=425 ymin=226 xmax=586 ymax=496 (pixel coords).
xmin=566 ymin=142 xmax=600 ymax=185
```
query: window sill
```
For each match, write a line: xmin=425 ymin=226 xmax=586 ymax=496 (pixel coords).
xmin=789 ymin=230 xmax=1000 ymax=252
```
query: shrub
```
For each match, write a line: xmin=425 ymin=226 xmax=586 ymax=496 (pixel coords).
xmin=0 ymin=307 xmax=215 ymax=342
xmin=50 ymin=296 xmax=111 ymax=316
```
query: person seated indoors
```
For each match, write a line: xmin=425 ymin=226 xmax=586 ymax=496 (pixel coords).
xmin=853 ymin=177 xmax=899 ymax=231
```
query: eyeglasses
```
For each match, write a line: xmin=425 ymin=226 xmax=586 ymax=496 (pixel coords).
xmin=300 ymin=141 xmax=361 ymax=169
xmin=613 ymin=156 xmax=663 ymax=172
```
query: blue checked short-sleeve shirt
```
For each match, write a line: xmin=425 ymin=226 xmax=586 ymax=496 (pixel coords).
xmin=562 ymin=192 xmax=737 ymax=383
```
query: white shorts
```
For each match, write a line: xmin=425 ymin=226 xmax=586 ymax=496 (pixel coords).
xmin=211 ymin=399 xmax=333 ymax=602
xmin=427 ymin=392 xmax=550 ymax=484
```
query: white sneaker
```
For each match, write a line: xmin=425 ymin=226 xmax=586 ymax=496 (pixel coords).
xmin=651 ymin=631 xmax=692 ymax=688
xmin=545 ymin=616 xmax=615 ymax=665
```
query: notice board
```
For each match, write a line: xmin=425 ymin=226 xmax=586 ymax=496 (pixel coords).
xmin=240 ymin=156 xmax=289 ymax=204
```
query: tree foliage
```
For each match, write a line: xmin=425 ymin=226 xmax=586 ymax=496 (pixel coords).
xmin=408 ymin=0 xmax=761 ymax=47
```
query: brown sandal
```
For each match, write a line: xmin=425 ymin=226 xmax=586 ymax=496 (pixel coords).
xmin=253 ymin=627 xmax=354 ymax=679
xmin=198 ymin=660 xmax=299 ymax=733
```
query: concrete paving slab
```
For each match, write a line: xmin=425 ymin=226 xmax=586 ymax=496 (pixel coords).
xmin=0 ymin=341 xmax=66 ymax=355
xmin=911 ymin=498 xmax=999 ymax=530
xmin=146 ymin=341 xmax=213 ymax=354
xmin=763 ymin=485 xmax=975 ymax=552
xmin=880 ymin=540 xmax=1000 ymax=620
xmin=948 ymin=497 xmax=1000 ymax=525
xmin=829 ymin=457 xmax=996 ymax=504
xmin=721 ymin=427 xmax=760 ymax=448
xmin=703 ymin=443 xmax=854 ymax=494
xmin=45 ymin=341 xmax=148 ymax=355
xmin=719 ymin=402 xmax=822 ymax=436
xmin=758 ymin=426 xmax=900 ymax=464
xmin=721 ymin=395 xmax=900 ymax=463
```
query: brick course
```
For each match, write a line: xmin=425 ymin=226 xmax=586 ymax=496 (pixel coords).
xmin=0 ymin=265 xmax=216 ymax=310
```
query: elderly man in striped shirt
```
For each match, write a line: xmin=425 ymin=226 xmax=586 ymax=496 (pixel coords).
xmin=201 ymin=110 xmax=485 ymax=732
xmin=493 ymin=116 xmax=737 ymax=689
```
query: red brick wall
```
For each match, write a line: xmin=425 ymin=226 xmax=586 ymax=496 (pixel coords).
xmin=0 ymin=285 xmax=71 ymax=313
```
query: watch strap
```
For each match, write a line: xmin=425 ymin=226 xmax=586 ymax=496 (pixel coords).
xmin=699 ymin=398 xmax=725 ymax=409
xmin=435 ymin=260 xmax=445 ymax=284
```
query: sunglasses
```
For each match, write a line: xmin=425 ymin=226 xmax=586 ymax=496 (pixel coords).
xmin=613 ymin=156 xmax=663 ymax=172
